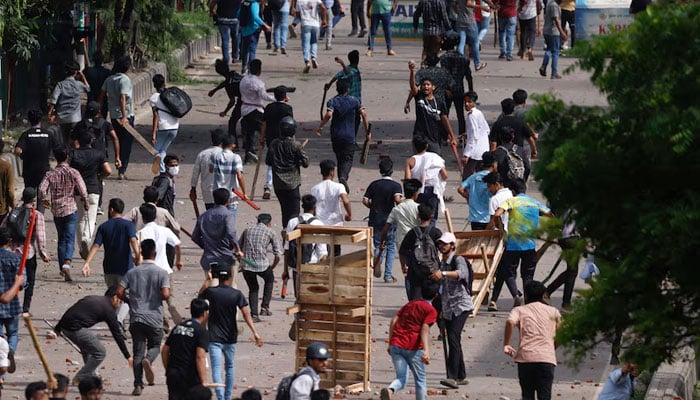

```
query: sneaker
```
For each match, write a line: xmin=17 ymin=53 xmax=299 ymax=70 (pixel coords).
xmin=475 ymin=62 xmax=487 ymax=71
xmin=380 ymin=388 xmax=393 ymax=400
xmin=132 ymin=385 xmax=143 ymax=396
xmin=383 ymin=276 xmax=397 ymax=283
xmin=498 ymin=53 xmax=506 ymax=59
xmin=551 ymin=74 xmax=562 ymax=79
xmin=288 ymin=25 xmax=297 ymax=38
xmin=246 ymin=151 xmax=259 ymax=163
xmin=118 ymin=173 xmax=127 ymax=180
xmin=358 ymin=29 xmax=367 ymax=38
xmin=79 ymin=240 xmax=90 ymax=260
xmin=440 ymin=379 xmax=459 ymax=389
xmin=457 ymin=378 xmax=469 ymax=385
xmin=142 ymin=359 xmax=155 ymax=385
xmin=266 ymin=43 xmax=272 ymax=50
xmin=8 ymin=350 xmax=15 ymax=373
xmin=303 ymin=62 xmax=311 ymax=73
xmin=61 ymin=265 xmax=72 ymax=282
xmin=262 ymin=188 xmax=271 ymax=200
xmin=280 ymin=47 xmax=287 ymax=55
xmin=513 ymin=295 xmax=523 ymax=308
xmin=528 ymin=49 xmax=534 ymax=61
xmin=252 ymin=315 xmax=262 ymax=323
xmin=325 ymin=44 xmax=332 ymax=50
xmin=272 ymin=47 xmax=279 ymax=53
xmin=506 ymin=55 xmax=513 ymax=61
xmin=387 ymin=49 xmax=396 ymax=56
xmin=311 ymin=58 xmax=318 ymax=68
xmin=487 ymin=301 xmax=498 ymax=311
xmin=96 ymin=207 xmax=104 ymax=215
xmin=260 ymin=308 xmax=272 ymax=316
xmin=366 ymin=49 xmax=373 ymax=57
xmin=347 ymin=30 xmax=357 ymax=36
xmin=539 ymin=66 xmax=547 ymax=77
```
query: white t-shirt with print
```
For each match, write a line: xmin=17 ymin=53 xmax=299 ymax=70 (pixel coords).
xmin=149 ymin=92 xmax=180 ymax=130
xmin=489 ymin=187 xmax=513 ymax=232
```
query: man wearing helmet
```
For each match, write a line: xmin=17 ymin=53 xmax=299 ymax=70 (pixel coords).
xmin=290 ymin=342 xmax=330 ymax=399
xmin=266 ymin=116 xmax=310 ymax=227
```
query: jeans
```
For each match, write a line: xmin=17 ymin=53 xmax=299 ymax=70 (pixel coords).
xmin=242 ymin=267 xmax=275 ymax=316
xmin=227 ymin=201 xmax=239 ymax=233
xmin=76 ymin=193 xmax=100 ymax=252
xmin=154 ymin=128 xmax=178 ymax=173
xmin=498 ymin=16 xmax=517 ymax=57
xmin=113 ymin=116 xmax=135 ymax=174
xmin=350 ymin=0 xmax=366 ymax=30
xmin=519 ymin=17 xmax=537 ymax=53
xmin=240 ymin=31 xmax=260 ymax=73
xmin=542 ymin=34 xmax=561 ymax=76
xmin=63 ymin=328 xmax=106 ymax=380
xmin=373 ymin=225 xmax=396 ymax=280
xmin=301 ymin=24 xmax=319 ymax=62
xmin=324 ymin=8 xmax=334 ymax=47
xmin=130 ymin=322 xmax=163 ymax=387
xmin=369 ymin=13 xmax=393 ymax=51
xmin=332 ymin=141 xmax=355 ymax=186
xmin=274 ymin=186 xmax=300 ymax=228
xmin=388 ymin=345 xmax=427 ymax=400
xmin=445 ymin=311 xmax=469 ymax=380
xmin=273 ymin=11 xmax=289 ymax=49
xmin=265 ymin=166 xmax=273 ymax=190
xmin=518 ymin=362 xmax=555 ymax=400
xmin=458 ymin=24 xmax=481 ymax=68
xmin=22 ymin=256 xmax=37 ymax=312
xmin=55 ymin=211 xmax=78 ymax=270
xmin=218 ymin=21 xmax=240 ymax=63
xmin=0 ymin=316 xmax=19 ymax=351
xmin=477 ymin=15 xmax=490 ymax=42
xmin=210 ymin=342 xmax=237 ymax=400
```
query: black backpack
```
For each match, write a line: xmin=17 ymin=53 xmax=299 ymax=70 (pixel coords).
xmin=159 ymin=87 xmax=192 ymax=118
xmin=287 ymin=216 xmax=317 ymax=268
xmin=6 ymin=206 xmax=33 ymax=242
xmin=269 ymin=0 xmax=285 ymax=11
xmin=408 ymin=226 xmax=440 ymax=283
xmin=226 ymin=71 xmax=244 ymax=98
xmin=275 ymin=369 xmax=313 ymax=400
xmin=239 ymin=0 xmax=254 ymax=27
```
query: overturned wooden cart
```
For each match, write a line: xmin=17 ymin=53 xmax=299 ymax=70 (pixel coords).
xmin=286 ymin=225 xmax=373 ymax=392
xmin=453 ymin=230 xmax=506 ymax=316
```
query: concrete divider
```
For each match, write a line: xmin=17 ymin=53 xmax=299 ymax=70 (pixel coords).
xmin=645 ymin=347 xmax=696 ymax=400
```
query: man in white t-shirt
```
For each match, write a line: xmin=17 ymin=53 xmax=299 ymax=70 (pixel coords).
xmin=150 ymin=74 xmax=180 ymax=174
xmin=296 ymin=0 xmax=327 ymax=73
xmin=404 ymin=136 xmax=447 ymax=227
xmin=137 ymin=203 xmax=182 ymax=326
xmin=310 ymin=160 xmax=352 ymax=255
xmin=463 ymin=91 xmax=490 ymax=179
xmin=209 ymin=135 xmax=247 ymax=229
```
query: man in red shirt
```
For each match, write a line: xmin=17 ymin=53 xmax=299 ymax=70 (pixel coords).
xmin=495 ymin=0 xmax=518 ymax=60
xmin=380 ymin=281 xmax=439 ymax=400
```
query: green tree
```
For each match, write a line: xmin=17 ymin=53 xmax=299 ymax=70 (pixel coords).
xmin=527 ymin=2 xmax=700 ymax=371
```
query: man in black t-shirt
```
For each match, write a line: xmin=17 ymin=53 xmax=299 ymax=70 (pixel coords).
xmin=70 ymin=127 xmax=112 ymax=260
xmin=260 ymin=86 xmax=294 ymax=200
xmin=162 ymin=298 xmax=210 ymax=400
xmin=398 ymin=204 xmax=442 ymax=300
xmin=408 ymin=61 xmax=455 ymax=153
xmin=198 ymin=264 xmax=263 ymax=400
xmin=490 ymin=98 xmax=537 ymax=180
xmin=14 ymin=109 xmax=61 ymax=212
xmin=362 ymin=157 xmax=403 ymax=282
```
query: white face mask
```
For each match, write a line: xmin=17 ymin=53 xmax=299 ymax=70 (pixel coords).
xmin=168 ymin=166 xmax=180 ymax=176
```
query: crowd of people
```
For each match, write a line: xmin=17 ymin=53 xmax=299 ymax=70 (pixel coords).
xmin=0 ymin=0 xmax=618 ymax=397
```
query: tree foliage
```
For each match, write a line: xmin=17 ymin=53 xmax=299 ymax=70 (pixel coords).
xmin=527 ymin=2 xmax=700 ymax=371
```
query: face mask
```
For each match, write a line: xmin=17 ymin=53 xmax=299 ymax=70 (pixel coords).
xmin=168 ymin=166 xmax=180 ymax=176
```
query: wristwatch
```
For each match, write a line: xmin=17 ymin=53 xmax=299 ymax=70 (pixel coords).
xmin=441 ymin=271 xmax=447 ymax=278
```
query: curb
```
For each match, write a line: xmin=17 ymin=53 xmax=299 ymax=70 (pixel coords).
xmin=645 ymin=347 xmax=696 ymax=400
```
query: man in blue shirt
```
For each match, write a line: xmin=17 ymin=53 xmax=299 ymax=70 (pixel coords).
xmin=598 ymin=362 xmax=637 ymax=400
xmin=458 ymin=151 xmax=496 ymax=230
xmin=324 ymin=51 xmax=363 ymax=139
xmin=238 ymin=0 xmax=271 ymax=74
xmin=494 ymin=179 xmax=553 ymax=301
xmin=315 ymin=78 xmax=369 ymax=192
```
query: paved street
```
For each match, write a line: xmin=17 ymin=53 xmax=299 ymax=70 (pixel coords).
xmin=5 ymin=22 xmax=613 ymax=399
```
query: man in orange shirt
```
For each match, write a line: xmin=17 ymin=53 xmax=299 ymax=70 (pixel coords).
xmin=503 ymin=280 xmax=561 ymax=400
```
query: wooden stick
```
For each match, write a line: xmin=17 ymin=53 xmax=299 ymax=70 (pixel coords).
xmin=444 ymin=208 xmax=454 ymax=233
xmin=191 ymin=197 xmax=200 ymax=219
xmin=17 ymin=208 xmax=37 ymax=279
xmin=232 ymin=189 xmax=261 ymax=210
xmin=23 ymin=313 xmax=58 ymax=390
xmin=250 ymin=152 xmax=263 ymax=200
xmin=43 ymin=319 xmax=81 ymax=354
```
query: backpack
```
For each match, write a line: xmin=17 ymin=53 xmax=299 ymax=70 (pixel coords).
xmin=6 ymin=206 xmax=33 ymax=242
xmin=275 ymin=369 xmax=313 ymax=400
xmin=239 ymin=0 xmax=254 ymax=27
xmin=159 ymin=87 xmax=192 ymax=118
xmin=498 ymin=145 xmax=525 ymax=181
xmin=287 ymin=216 xmax=317 ymax=268
xmin=408 ymin=226 xmax=440 ymax=283
xmin=268 ymin=0 xmax=285 ymax=11
xmin=226 ymin=71 xmax=244 ymax=98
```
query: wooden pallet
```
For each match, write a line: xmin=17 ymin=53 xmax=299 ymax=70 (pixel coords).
xmin=286 ymin=225 xmax=373 ymax=391
xmin=453 ymin=230 xmax=506 ymax=316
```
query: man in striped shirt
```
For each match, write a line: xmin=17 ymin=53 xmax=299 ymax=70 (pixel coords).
xmin=413 ymin=0 xmax=452 ymax=62
xmin=40 ymin=146 xmax=88 ymax=282
xmin=209 ymin=135 xmax=248 ymax=229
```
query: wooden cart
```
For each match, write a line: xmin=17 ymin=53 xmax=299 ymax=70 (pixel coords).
xmin=286 ymin=225 xmax=373 ymax=392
